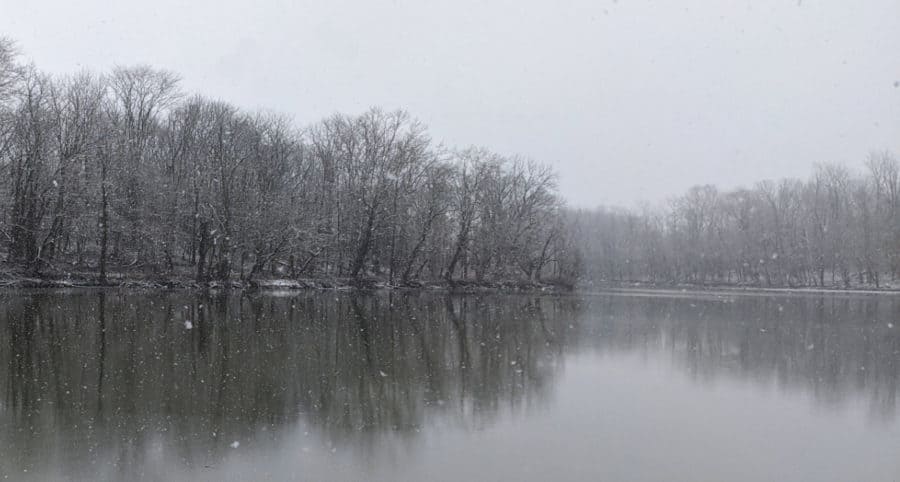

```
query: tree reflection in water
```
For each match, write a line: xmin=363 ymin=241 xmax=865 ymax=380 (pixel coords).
xmin=0 ymin=291 xmax=897 ymax=479
xmin=0 ymin=291 xmax=574 ymax=478
xmin=577 ymin=294 xmax=899 ymax=419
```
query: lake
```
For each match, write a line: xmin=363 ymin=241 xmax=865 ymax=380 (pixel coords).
xmin=0 ymin=290 xmax=898 ymax=481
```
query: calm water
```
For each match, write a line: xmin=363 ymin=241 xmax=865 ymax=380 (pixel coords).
xmin=0 ymin=290 xmax=898 ymax=481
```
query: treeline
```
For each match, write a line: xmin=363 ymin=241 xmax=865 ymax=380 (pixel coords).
xmin=572 ymin=154 xmax=900 ymax=288
xmin=0 ymin=39 xmax=577 ymax=285
xmin=2 ymin=38 xmax=897 ymax=290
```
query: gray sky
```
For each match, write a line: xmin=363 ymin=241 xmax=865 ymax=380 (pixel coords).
xmin=2 ymin=0 xmax=898 ymax=207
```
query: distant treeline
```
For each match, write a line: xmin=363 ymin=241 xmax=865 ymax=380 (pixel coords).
xmin=0 ymin=38 xmax=576 ymax=284
xmin=571 ymin=154 xmax=900 ymax=288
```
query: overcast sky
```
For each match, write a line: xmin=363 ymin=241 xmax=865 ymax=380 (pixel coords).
xmin=2 ymin=0 xmax=898 ymax=207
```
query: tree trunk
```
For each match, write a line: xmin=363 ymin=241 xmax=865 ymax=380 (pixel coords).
xmin=98 ymin=164 xmax=109 ymax=285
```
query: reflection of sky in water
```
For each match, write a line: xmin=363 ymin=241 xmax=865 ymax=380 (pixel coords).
xmin=0 ymin=291 xmax=898 ymax=481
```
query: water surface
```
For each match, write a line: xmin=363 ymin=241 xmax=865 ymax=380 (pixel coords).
xmin=1 ymin=290 xmax=898 ymax=481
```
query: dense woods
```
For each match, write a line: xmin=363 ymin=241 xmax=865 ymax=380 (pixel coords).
xmin=572 ymin=153 xmax=900 ymax=288
xmin=0 ymin=39 xmax=575 ymax=286
xmin=1 ymin=37 xmax=897 ymax=290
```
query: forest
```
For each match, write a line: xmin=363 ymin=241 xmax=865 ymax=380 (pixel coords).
xmin=0 ymin=38 xmax=575 ymax=286
xmin=572 ymin=155 xmax=900 ymax=288
xmin=1 ymin=37 xmax=898 ymax=289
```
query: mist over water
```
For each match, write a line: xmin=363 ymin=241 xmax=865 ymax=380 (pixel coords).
xmin=0 ymin=291 xmax=898 ymax=481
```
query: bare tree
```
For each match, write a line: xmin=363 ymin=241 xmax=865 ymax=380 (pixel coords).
xmin=0 ymin=37 xmax=18 ymax=103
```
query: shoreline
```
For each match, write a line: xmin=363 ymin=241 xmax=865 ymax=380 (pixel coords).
xmin=0 ymin=273 xmax=573 ymax=293
xmin=581 ymin=282 xmax=900 ymax=298
xmin=1 ymin=273 xmax=898 ymax=297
